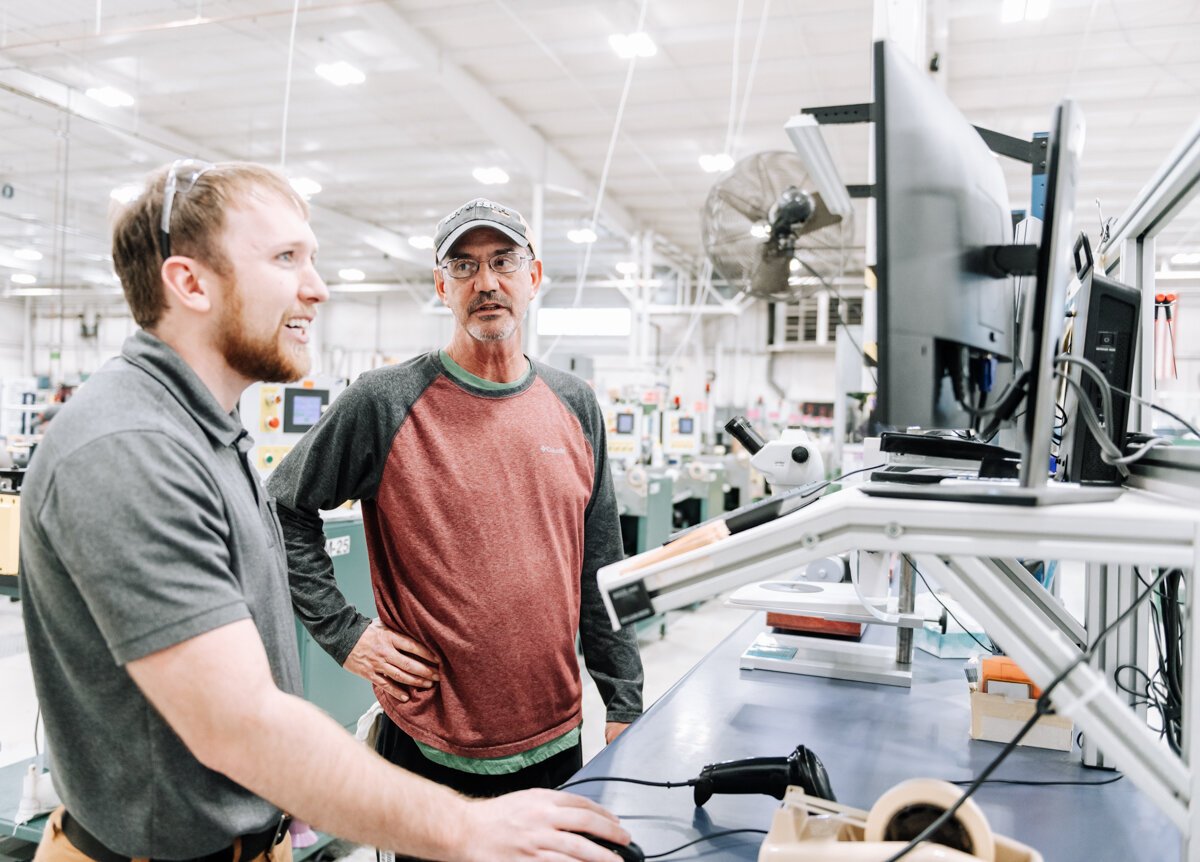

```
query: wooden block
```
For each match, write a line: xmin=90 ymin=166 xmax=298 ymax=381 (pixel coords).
xmin=766 ymin=612 xmax=863 ymax=638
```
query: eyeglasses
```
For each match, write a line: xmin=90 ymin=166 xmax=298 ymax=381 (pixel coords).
xmin=440 ymin=251 xmax=532 ymax=280
xmin=159 ymin=158 xmax=214 ymax=260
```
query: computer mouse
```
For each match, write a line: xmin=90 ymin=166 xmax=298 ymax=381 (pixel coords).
xmin=573 ymin=833 xmax=645 ymax=862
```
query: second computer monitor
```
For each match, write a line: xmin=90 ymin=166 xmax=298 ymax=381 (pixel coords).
xmin=872 ymin=39 xmax=1017 ymax=431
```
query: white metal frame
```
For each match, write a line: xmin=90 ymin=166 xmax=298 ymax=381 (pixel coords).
xmin=598 ymin=486 xmax=1200 ymax=858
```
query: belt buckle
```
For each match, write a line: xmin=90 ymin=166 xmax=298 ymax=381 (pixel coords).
xmin=271 ymin=815 xmax=293 ymax=847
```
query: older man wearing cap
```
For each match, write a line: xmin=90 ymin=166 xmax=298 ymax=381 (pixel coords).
xmin=269 ymin=197 xmax=643 ymax=798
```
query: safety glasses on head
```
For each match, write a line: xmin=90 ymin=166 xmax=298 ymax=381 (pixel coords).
xmin=159 ymin=158 xmax=215 ymax=260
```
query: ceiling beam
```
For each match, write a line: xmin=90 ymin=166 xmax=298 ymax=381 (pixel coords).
xmin=355 ymin=5 xmax=639 ymax=240
xmin=0 ymin=61 xmax=429 ymax=267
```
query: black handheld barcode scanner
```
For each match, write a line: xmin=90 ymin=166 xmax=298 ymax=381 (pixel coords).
xmin=692 ymin=744 xmax=836 ymax=806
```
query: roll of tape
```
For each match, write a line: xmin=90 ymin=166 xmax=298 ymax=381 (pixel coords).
xmin=863 ymin=778 xmax=995 ymax=862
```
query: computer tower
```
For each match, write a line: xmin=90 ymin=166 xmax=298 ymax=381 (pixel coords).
xmin=1061 ymin=237 xmax=1140 ymax=485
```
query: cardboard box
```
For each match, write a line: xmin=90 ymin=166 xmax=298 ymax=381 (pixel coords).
xmin=970 ymin=690 xmax=1073 ymax=751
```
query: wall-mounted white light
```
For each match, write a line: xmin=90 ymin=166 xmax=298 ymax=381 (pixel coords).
xmin=14 ymin=248 xmax=43 ymax=261
xmin=750 ymin=223 xmax=770 ymax=239
xmin=472 ymin=167 xmax=510 ymax=185
xmin=289 ymin=177 xmax=322 ymax=198
xmin=608 ymin=32 xmax=657 ymax=59
xmin=698 ymin=153 xmax=734 ymax=173
xmin=783 ymin=113 xmax=853 ymax=218
xmin=408 ymin=235 xmax=435 ymax=250
xmin=567 ymin=228 xmax=598 ymax=244
xmin=1170 ymin=252 xmax=1200 ymax=266
xmin=537 ymin=307 xmax=632 ymax=337
xmin=316 ymin=62 xmax=366 ymax=86
xmin=86 ymin=86 xmax=135 ymax=107
xmin=338 ymin=268 xmax=365 ymax=282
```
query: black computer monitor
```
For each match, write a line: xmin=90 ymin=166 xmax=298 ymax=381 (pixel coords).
xmin=1013 ymin=98 xmax=1085 ymax=489
xmin=871 ymin=39 xmax=1016 ymax=431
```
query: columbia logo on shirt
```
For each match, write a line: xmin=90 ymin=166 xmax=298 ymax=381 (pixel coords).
xmin=540 ymin=445 xmax=566 ymax=455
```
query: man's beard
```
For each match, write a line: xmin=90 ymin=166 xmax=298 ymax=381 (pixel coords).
xmin=464 ymin=290 xmax=518 ymax=342
xmin=216 ymin=278 xmax=310 ymax=383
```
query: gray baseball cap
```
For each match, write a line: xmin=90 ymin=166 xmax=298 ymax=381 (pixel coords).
xmin=434 ymin=198 xmax=535 ymax=262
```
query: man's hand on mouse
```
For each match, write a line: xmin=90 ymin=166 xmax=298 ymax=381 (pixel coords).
xmin=343 ymin=618 xmax=439 ymax=702
xmin=455 ymin=789 xmax=631 ymax=861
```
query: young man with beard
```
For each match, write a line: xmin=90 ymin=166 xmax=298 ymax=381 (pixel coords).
xmin=19 ymin=166 xmax=629 ymax=862
xmin=269 ymin=199 xmax=643 ymax=798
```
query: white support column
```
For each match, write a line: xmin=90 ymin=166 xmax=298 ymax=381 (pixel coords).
xmin=526 ymin=182 xmax=545 ymax=358
xmin=637 ymin=232 xmax=655 ymax=367
xmin=23 ymin=297 xmax=33 ymax=378
xmin=1121 ymin=235 xmax=1156 ymax=434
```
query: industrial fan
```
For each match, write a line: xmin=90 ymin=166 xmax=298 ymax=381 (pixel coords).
xmin=701 ymin=151 xmax=854 ymax=302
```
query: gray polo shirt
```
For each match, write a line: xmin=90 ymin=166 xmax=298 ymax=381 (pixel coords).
xmin=20 ymin=331 xmax=302 ymax=858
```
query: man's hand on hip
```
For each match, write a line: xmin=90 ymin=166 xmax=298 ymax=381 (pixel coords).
xmin=343 ymin=619 xmax=439 ymax=702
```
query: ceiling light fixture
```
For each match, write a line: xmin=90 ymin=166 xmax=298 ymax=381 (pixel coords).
xmin=567 ymin=228 xmax=598 ymax=244
xmin=338 ymin=268 xmax=366 ymax=282
xmin=1170 ymin=252 xmax=1200 ymax=266
xmin=615 ymin=261 xmax=639 ymax=275
xmin=315 ymin=62 xmax=366 ymax=86
xmin=472 ymin=167 xmax=510 ymax=185
xmin=85 ymin=86 xmax=135 ymax=107
xmin=289 ymin=177 xmax=323 ymax=198
xmin=698 ymin=153 xmax=734 ymax=174
xmin=14 ymin=248 xmax=43 ymax=261
xmin=608 ymin=32 xmax=657 ymax=59
xmin=408 ymin=235 xmax=435 ymax=250
xmin=11 ymin=273 xmax=38 ymax=285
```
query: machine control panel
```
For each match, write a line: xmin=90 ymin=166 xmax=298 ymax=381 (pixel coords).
xmin=605 ymin=407 xmax=642 ymax=463
xmin=663 ymin=412 xmax=701 ymax=455
xmin=241 ymin=377 xmax=344 ymax=477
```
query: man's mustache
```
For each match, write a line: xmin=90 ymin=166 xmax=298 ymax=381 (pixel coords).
xmin=468 ymin=292 xmax=511 ymax=313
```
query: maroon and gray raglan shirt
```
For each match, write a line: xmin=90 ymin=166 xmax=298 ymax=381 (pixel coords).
xmin=268 ymin=351 xmax=643 ymax=759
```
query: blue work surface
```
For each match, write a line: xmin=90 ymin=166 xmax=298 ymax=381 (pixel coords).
xmin=571 ymin=613 xmax=1178 ymax=861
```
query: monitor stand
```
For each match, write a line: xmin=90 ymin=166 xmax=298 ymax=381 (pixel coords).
xmin=859 ymin=478 xmax=1123 ymax=507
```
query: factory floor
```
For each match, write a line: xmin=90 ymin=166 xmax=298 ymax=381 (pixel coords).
xmin=0 ymin=593 xmax=750 ymax=858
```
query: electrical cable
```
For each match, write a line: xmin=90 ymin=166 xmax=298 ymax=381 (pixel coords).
xmin=902 ymin=555 xmax=998 ymax=655
xmin=881 ymin=566 xmax=1169 ymax=862
xmin=948 ymin=775 xmax=1123 ymax=788
xmin=277 ymin=0 xmax=301 ymax=167
xmin=1108 ymin=382 xmax=1200 ymax=440
xmin=540 ymin=0 xmax=649 ymax=363
xmin=557 ymin=776 xmax=696 ymax=791
xmin=794 ymin=256 xmax=876 ymax=386
xmin=829 ymin=462 xmax=885 ymax=484
xmin=644 ymin=829 xmax=769 ymax=859
xmin=1055 ymin=372 xmax=1128 ymax=477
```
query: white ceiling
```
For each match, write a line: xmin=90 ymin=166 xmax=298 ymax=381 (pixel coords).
xmin=0 ymin=0 xmax=1197 ymax=303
